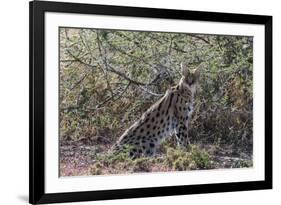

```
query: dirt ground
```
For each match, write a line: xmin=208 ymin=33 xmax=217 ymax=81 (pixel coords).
xmin=59 ymin=136 xmax=252 ymax=177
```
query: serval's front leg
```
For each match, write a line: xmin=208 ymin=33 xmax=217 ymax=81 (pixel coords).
xmin=175 ymin=123 xmax=190 ymax=148
xmin=174 ymin=104 xmax=191 ymax=149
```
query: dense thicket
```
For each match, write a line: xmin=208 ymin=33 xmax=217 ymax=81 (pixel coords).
xmin=59 ymin=28 xmax=253 ymax=166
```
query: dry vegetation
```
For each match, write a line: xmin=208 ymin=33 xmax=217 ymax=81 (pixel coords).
xmin=59 ymin=28 xmax=253 ymax=176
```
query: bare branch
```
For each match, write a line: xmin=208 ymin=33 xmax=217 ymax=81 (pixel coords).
xmin=65 ymin=49 xmax=151 ymax=86
xmin=96 ymin=31 xmax=114 ymax=97
xmin=95 ymin=82 xmax=131 ymax=109
xmin=106 ymin=64 xmax=152 ymax=86
xmin=138 ymin=86 xmax=164 ymax=97
xmin=65 ymin=48 xmax=166 ymax=98
xmin=189 ymin=34 xmax=211 ymax=45
xmin=70 ymin=72 xmax=89 ymax=91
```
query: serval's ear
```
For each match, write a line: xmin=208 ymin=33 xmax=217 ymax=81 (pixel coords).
xmin=191 ymin=67 xmax=200 ymax=79
xmin=180 ymin=62 xmax=190 ymax=77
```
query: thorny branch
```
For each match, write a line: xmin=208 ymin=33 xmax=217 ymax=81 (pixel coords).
xmin=65 ymin=48 xmax=165 ymax=89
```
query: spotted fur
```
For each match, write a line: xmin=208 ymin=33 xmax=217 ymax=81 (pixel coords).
xmin=112 ymin=63 xmax=199 ymax=157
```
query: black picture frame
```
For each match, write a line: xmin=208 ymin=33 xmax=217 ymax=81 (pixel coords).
xmin=29 ymin=0 xmax=272 ymax=204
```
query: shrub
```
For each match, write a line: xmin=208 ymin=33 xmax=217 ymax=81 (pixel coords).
xmin=133 ymin=157 xmax=151 ymax=172
xmin=190 ymin=145 xmax=212 ymax=169
xmin=90 ymin=162 xmax=102 ymax=175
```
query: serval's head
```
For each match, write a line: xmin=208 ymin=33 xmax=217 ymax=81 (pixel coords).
xmin=179 ymin=63 xmax=199 ymax=95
